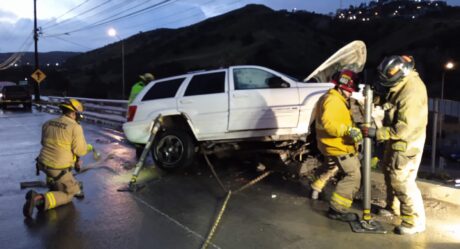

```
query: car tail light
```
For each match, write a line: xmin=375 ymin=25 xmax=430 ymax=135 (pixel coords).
xmin=127 ymin=105 xmax=137 ymax=122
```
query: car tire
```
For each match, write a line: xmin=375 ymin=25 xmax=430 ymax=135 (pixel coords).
xmin=152 ymin=129 xmax=196 ymax=171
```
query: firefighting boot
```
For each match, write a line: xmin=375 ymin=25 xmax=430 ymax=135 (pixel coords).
xmin=23 ymin=190 xmax=44 ymax=218
xmin=74 ymin=181 xmax=85 ymax=199
xmin=394 ymin=223 xmax=426 ymax=235
xmin=311 ymin=190 xmax=320 ymax=200
xmin=327 ymin=207 xmax=358 ymax=222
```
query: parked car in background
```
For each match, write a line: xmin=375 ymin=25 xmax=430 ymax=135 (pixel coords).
xmin=123 ymin=41 xmax=367 ymax=171
xmin=0 ymin=84 xmax=32 ymax=110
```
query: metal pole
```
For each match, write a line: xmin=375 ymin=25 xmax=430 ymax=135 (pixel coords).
xmin=33 ymin=0 xmax=41 ymax=102
xmin=431 ymin=98 xmax=439 ymax=173
xmin=439 ymin=72 xmax=445 ymax=147
xmin=438 ymin=71 xmax=446 ymax=146
xmin=121 ymin=39 xmax=125 ymax=99
xmin=363 ymin=84 xmax=372 ymax=220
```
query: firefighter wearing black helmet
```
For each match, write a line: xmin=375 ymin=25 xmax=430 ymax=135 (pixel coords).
xmin=363 ymin=55 xmax=428 ymax=235
xmin=23 ymin=98 xmax=95 ymax=218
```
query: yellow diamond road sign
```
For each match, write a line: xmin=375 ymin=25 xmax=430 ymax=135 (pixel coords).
xmin=31 ymin=69 xmax=46 ymax=84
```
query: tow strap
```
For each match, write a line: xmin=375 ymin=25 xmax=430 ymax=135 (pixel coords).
xmin=200 ymin=148 xmax=272 ymax=249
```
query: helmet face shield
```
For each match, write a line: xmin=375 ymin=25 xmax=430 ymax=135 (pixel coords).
xmin=377 ymin=55 xmax=414 ymax=87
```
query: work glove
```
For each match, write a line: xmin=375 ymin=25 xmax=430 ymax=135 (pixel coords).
xmin=87 ymin=144 xmax=94 ymax=152
xmin=74 ymin=157 xmax=82 ymax=173
xmin=93 ymin=149 xmax=101 ymax=161
xmin=360 ymin=124 xmax=376 ymax=138
xmin=346 ymin=127 xmax=363 ymax=144
xmin=376 ymin=127 xmax=390 ymax=142
xmin=371 ymin=156 xmax=379 ymax=170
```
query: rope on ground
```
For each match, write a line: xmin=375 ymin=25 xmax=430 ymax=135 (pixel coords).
xmin=202 ymin=147 xmax=228 ymax=193
xmin=200 ymin=190 xmax=232 ymax=249
xmin=199 ymin=148 xmax=273 ymax=249
xmin=234 ymin=171 xmax=272 ymax=194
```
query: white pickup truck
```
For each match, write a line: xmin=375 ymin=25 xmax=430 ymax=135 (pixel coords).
xmin=123 ymin=41 xmax=367 ymax=170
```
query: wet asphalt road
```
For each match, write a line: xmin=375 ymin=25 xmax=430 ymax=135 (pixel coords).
xmin=1 ymin=109 xmax=459 ymax=249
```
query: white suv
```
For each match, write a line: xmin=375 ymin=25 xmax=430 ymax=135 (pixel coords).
xmin=123 ymin=41 xmax=366 ymax=170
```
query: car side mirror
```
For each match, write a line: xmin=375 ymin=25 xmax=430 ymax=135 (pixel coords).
xmin=267 ymin=77 xmax=290 ymax=88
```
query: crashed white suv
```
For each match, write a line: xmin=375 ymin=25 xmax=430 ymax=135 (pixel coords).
xmin=123 ymin=41 xmax=366 ymax=170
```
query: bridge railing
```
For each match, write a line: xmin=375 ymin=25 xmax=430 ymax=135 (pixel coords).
xmin=38 ymin=96 xmax=128 ymax=128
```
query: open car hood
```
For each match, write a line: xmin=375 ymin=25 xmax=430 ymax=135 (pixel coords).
xmin=303 ymin=40 xmax=367 ymax=82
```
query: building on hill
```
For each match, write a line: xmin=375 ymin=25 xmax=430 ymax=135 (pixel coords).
xmin=336 ymin=0 xmax=447 ymax=21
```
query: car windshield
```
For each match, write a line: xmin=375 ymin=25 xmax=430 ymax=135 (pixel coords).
xmin=279 ymin=72 xmax=298 ymax=82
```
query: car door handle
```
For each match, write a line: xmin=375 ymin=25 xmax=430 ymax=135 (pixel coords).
xmin=180 ymin=99 xmax=194 ymax=104
xmin=233 ymin=93 xmax=249 ymax=98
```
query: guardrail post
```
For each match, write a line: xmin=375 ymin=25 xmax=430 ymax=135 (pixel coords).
xmin=431 ymin=98 xmax=439 ymax=174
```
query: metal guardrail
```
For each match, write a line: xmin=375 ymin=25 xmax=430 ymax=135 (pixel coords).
xmin=429 ymin=98 xmax=460 ymax=118
xmin=38 ymin=96 xmax=128 ymax=128
xmin=37 ymin=95 xmax=460 ymax=131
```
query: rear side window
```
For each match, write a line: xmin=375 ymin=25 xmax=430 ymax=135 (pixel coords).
xmin=142 ymin=78 xmax=184 ymax=101
xmin=184 ymin=72 xmax=225 ymax=96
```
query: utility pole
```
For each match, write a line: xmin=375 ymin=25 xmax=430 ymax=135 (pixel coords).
xmin=33 ymin=0 xmax=41 ymax=102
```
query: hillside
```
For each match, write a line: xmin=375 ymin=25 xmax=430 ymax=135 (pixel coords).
xmin=4 ymin=4 xmax=460 ymax=100
xmin=0 ymin=51 xmax=80 ymax=66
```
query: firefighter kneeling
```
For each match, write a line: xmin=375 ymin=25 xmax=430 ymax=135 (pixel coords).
xmin=23 ymin=98 xmax=95 ymax=218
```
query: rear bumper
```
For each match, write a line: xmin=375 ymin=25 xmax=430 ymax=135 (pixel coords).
xmin=122 ymin=120 xmax=151 ymax=144
xmin=0 ymin=99 xmax=32 ymax=106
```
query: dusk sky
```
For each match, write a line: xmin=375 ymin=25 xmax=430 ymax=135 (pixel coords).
xmin=1 ymin=0 xmax=459 ymax=52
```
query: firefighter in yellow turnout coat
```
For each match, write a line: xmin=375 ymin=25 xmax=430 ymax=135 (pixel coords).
xmin=372 ymin=55 xmax=428 ymax=235
xmin=23 ymin=99 xmax=94 ymax=218
xmin=312 ymin=70 xmax=363 ymax=222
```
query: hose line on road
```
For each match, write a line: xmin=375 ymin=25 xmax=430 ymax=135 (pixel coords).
xmin=200 ymin=150 xmax=272 ymax=249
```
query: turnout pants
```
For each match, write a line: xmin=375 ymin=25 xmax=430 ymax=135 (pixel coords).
xmin=381 ymin=137 xmax=426 ymax=228
xmin=39 ymin=164 xmax=81 ymax=210
xmin=312 ymin=154 xmax=361 ymax=213
xmin=311 ymin=157 xmax=339 ymax=193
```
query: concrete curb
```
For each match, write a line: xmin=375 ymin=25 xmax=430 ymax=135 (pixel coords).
xmin=371 ymin=171 xmax=460 ymax=206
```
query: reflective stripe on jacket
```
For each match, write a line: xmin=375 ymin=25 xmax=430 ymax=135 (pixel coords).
xmin=383 ymin=70 xmax=428 ymax=150
xmin=38 ymin=115 xmax=88 ymax=169
xmin=315 ymin=88 xmax=356 ymax=156
xmin=128 ymin=81 xmax=145 ymax=104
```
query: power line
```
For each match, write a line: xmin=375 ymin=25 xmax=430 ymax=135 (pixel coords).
xmin=44 ymin=36 xmax=93 ymax=50
xmin=0 ymin=32 xmax=34 ymax=70
xmin=123 ymin=0 xmax=244 ymax=32
xmin=120 ymin=0 xmax=215 ymax=30
xmin=42 ymin=0 xmax=93 ymax=28
xmin=43 ymin=0 xmax=114 ymax=30
xmin=43 ymin=0 xmax=171 ymax=35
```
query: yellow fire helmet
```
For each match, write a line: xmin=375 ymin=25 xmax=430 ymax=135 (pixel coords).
xmin=60 ymin=98 xmax=84 ymax=122
xmin=139 ymin=73 xmax=154 ymax=82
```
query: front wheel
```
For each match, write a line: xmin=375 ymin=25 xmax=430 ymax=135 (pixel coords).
xmin=152 ymin=129 xmax=196 ymax=171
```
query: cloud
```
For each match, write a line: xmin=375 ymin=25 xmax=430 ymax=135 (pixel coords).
xmin=0 ymin=9 xmax=18 ymax=23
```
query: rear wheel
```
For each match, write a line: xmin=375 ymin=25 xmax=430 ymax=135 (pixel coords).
xmin=152 ymin=129 xmax=196 ymax=171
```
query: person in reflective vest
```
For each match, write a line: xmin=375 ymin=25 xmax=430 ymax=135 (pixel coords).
xmin=128 ymin=73 xmax=154 ymax=104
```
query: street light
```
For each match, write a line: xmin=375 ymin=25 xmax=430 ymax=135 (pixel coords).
xmin=107 ymin=27 xmax=126 ymax=99
xmin=438 ymin=61 xmax=455 ymax=153
xmin=441 ymin=61 xmax=454 ymax=101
